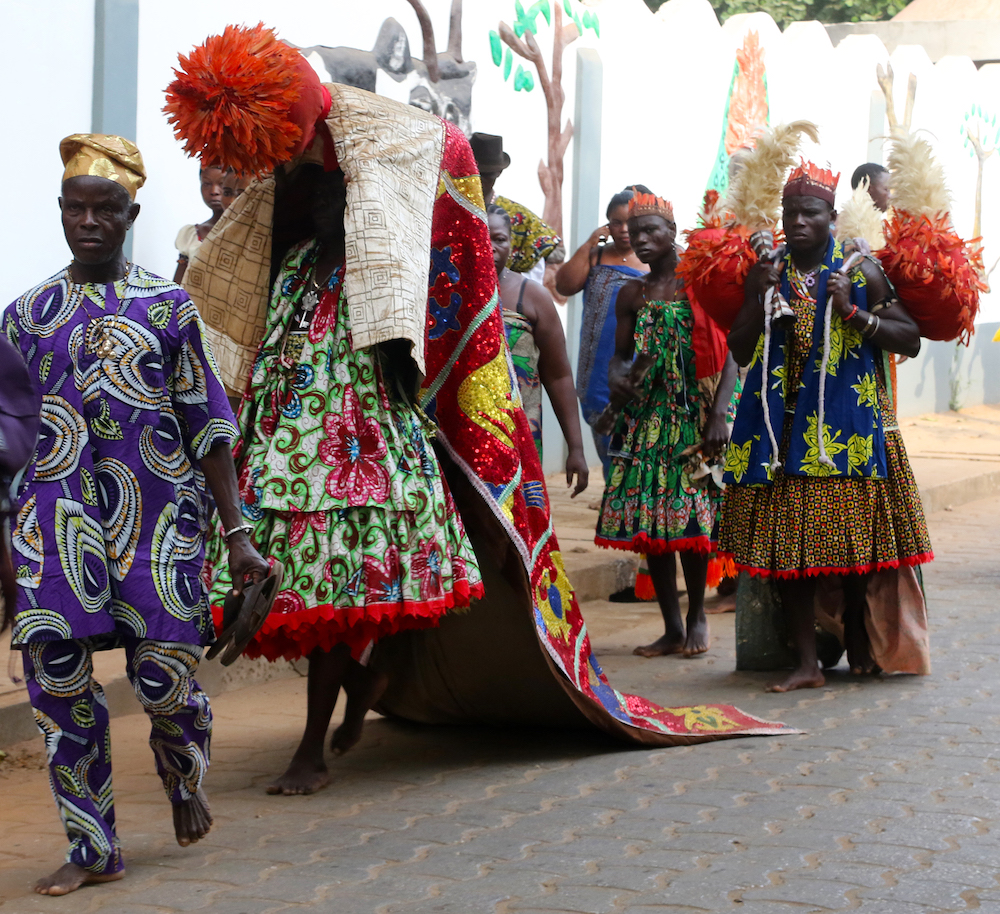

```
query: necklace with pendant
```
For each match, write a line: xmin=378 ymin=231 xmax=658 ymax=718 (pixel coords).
xmin=296 ymin=262 xmax=338 ymax=331
xmin=70 ymin=262 xmax=131 ymax=358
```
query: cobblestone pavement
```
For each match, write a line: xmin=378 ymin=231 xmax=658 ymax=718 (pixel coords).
xmin=1 ymin=497 xmax=998 ymax=913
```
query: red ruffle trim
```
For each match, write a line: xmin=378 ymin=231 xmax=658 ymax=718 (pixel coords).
xmin=211 ymin=580 xmax=485 ymax=663
xmin=595 ymin=533 xmax=715 ymax=556
xmin=719 ymin=550 xmax=934 ymax=580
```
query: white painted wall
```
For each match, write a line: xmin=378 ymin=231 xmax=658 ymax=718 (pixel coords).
xmin=3 ymin=0 xmax=996 ymax=330
xmin=0 ymin=0 xmax=94 ymax=307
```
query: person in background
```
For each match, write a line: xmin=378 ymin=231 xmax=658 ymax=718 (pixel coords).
xmin=488 ymin=205 xmax=588 ymax=497
xmin=173 ymin=164 xmax=237 ymax=283
xmin=222 ymin=168 xmax=251 ymax=205
xmin=595 ymin=192 xmax=738 ymax=657
xmin=557 ymin=187 xmax=655 ymax=604
xmin=472 ymin=133 xmax=565 ymax=286
xmin=850 ymin=163 xmax=890 ymax=213
xmin=556 ymin=186 xmax=651 ymax=477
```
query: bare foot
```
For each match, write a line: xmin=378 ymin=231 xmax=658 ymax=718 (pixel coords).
xmin=173 ymin=789 xmax=213 ymax=846
xmin=34 ymin=863 xmax=124 ymax=895
xmin=766 ymin=666 xmax=826 ymax=693
xmin=331 ymin=667 xmax=389 ymax=756
xmin=633 ymin=634 xmax=685 ymax=657
xmin=682 ymin=616 xmax=710 ymax=657
xmin=265 ymin=756 xmax=330 ymax=796
xmin=705 ymin=593 xmax=736 ymax=614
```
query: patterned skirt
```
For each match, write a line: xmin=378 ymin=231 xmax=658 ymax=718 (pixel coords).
xmin=206 ymin=244 xmax=483 ymax=661
xmin=209 ymin=490 xmax=480 ymax=662
xmin=719 ymin=429 xmax=933 ymax=578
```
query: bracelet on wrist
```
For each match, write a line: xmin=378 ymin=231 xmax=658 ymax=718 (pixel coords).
xmin=861 ymin=312 xmax=880 ymax=340
xmin=845 ymin=303 xmax=859 ymax=322
xmin=222 ymin=523 xmax=254 ymax=541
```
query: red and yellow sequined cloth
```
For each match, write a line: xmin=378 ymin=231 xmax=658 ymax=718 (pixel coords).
xmin=417 ymin=122 xmax=793 ymax=743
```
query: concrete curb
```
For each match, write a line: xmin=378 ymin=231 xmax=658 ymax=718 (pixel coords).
xmin=920 ymin=469 xmax=1000 ymax=515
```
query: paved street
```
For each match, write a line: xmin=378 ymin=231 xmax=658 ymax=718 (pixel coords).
xmin=1 ymin=495 xmax=998 ymax=913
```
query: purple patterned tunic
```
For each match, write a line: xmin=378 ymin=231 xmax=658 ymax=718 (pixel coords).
xmin=3 ymin=265 xmax=237 ymax=647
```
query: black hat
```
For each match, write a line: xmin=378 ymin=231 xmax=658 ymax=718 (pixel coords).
xmin=469 ymin=133 xmax=511 ymax=171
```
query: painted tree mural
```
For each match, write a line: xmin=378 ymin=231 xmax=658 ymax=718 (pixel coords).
xmin=489 ymin=1 xmax=600 ymax=239
xmin=962 ymin=104 xmax=998 ymax=264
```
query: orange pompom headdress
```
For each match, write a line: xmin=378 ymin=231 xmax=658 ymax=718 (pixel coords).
xmin=163 ymin=23 xmax=332 ymax=176
xmin=628 ymin=192 xmax=674 ymax=222
xmin=783 ymin=159 xmax=839 ymax=206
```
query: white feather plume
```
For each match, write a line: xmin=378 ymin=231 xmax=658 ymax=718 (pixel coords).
xmin=726 ymin=120 xmax=821 ymax=231
xmin=835 ymin=178 xmax=886 ymax=250
xmin=887 ymin=132 xmax=951 ymax=219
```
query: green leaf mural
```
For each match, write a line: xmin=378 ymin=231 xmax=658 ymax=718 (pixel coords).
xmin=492 ymin=0 xmax=602 ymax=241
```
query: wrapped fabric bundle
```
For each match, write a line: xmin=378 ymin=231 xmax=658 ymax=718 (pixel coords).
xmin=877 ymin=133 xmax=986 ymax=345
xmin=677 ymin=224 xmax=757 ymax=331
xmin=878 ymin=212 xmax=986 ymax=344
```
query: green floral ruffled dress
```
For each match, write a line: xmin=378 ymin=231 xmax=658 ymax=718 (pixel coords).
xmin=595 ymin=299 xmax=728 ymax=555
xmin=207 ymin=240 xmax=482 ymax=661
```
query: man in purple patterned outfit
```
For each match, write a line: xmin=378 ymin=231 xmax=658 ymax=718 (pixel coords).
xmin=3 ymin=134 xmax=268 ymax=896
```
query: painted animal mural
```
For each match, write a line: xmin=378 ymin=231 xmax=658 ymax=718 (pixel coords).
xmin=299 ymin=0 xmax=476 ymax=136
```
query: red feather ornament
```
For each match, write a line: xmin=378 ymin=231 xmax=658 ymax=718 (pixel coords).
xmin=677 ymin=224 xmax=758 ymax=331
xmin=878 ymin=211 xmax=987 ymax=345
xmin=163 ymin=23 xmax=309 ymax=175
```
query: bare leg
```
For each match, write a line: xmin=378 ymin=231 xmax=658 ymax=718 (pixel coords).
xmin=266 ymin=644 xmax=350 ymax=795
xmin=34 ymin=864 xmax=124 ymax=895
xmin=679 ymin=551 xmax=710 ymax=656
xmin=768 ymin=577 xmax=826 ymax=692
xmin=633 ymin=552 xmax=686 ymax=657
xmin=173 ymin=788 xmax=212 ymax=845
xmin=330 ymin=660 xmax=389 ymax=756
xmin=841 ymin=573 xmax=878 ymax=675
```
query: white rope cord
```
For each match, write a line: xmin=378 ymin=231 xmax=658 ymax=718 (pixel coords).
xmin=759 ymin=286 xmax=782 ymax=473
xmin=816 ymin=253 xmax=866 ymax=469
xmin=816 ymin=292 xmax=836 ymax=468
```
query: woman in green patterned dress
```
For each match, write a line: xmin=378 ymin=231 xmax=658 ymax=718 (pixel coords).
xmin=210 ymin=166 xmax=482 ymax=794
xmin=595 ymin=193 xmax=738 ymax=658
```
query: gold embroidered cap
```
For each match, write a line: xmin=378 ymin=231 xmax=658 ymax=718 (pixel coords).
xmin=60 ymin=134 xmax=146 ymax=199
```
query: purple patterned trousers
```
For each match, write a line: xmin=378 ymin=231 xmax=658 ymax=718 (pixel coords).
xmin=24 ymin=638 xmax=212 ymax=875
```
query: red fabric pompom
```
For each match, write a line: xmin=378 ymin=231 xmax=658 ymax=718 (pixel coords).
xmin=163 ymin=23 xmax=319 ymax=175
xmin=677 ymin=225 xmax=758 ymax=331
xmin=878 ymin=211 xmax=987 ymax=345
